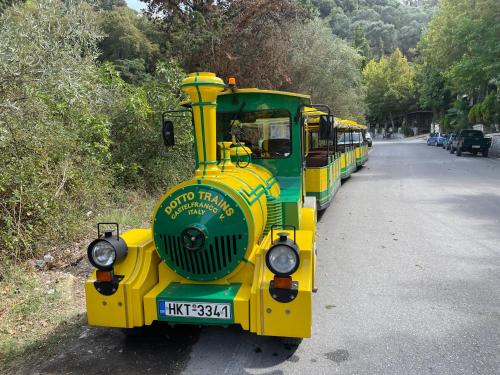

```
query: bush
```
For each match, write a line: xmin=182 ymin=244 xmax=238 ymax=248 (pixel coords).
xmin=0 ymin=0 xmax=115 ymax=260
xmin=0 ymin=1 xmax=191 ymax=263
xmin=401 ymin=126 xmax=414 ymax=137
xmin=100 ymin=61 xmax=194 ymax=191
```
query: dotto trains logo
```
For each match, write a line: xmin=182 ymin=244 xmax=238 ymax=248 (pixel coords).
xmin=164 ymin=190 xmax=235 ymax=221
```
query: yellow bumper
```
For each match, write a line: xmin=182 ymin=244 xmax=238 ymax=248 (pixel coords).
xmin=85 ymin=228 xmax=314 ymax=338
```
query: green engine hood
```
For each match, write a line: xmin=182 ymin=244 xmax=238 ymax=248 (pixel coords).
xmin=153 ymin=184 xmax=249 ymax=281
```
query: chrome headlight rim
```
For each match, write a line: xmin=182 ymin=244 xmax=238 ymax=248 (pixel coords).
xmin=265 ymin=241 xmax=300 ymax=277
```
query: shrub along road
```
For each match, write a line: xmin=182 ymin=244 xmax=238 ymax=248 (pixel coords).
xmin=10 ymin=139 xmax=500 ymax=375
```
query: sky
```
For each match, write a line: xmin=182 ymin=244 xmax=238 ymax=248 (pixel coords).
xmin=126 ymin=0 xmax=143 ymax=12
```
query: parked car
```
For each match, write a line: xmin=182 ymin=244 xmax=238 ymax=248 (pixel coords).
xmin=435 ymin=133 xmax=447 ymax=146
xmin=365 ymin=132 xmax=373 ymax=147
xmin=427 ymin=133 xmax=446 ymax=146
xmin=427 ymin=133 xmax=437 ymax=146
xmin=444 ymin=133 xmax=456 ymax=150
xmin=450 ymin=129 xmax=492 ymax=157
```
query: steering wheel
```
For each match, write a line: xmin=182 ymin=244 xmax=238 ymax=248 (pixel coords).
xmin=181 ymin=227 xmax=206 ymax=251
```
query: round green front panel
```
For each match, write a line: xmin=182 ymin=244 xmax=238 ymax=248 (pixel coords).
xmin=153 ymin=184 xmax=249 ymax=281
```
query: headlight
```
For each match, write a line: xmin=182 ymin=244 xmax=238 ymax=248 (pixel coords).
xmin=88 ymin=230 xmax=127 ymax=271
xmin=265 ymin=232 xmax=300 ymax=276
xmin=90 ymin=241 xmax=116 ymax=268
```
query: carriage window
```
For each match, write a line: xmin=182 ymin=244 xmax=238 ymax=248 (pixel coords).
xmin=338 ymin=133 xmax=361 ymax=143
xmin=217 ymin=109 xmax=291 ymax=158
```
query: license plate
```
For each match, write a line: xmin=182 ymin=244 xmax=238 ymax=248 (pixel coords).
xmin=472 ymin=145 xmax=480 ymax=148
xmin=158 ymin=301 xmax=231 ymax=320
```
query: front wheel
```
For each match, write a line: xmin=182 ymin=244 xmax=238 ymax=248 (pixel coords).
xmin=456 ymin=147 xmax=462 ymax=156
xmin=483 ymin=149 xmax=489 ymax=157
xmin=450 ymin=147 xmax=454 ymax=154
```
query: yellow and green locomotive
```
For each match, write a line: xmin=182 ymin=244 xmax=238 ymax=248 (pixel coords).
xmin=85 ymin=72 xmax=319 ymax=338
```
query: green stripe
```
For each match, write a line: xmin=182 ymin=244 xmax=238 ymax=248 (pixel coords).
xmin=194 ymin=73 xmax=208 ymax=178
xmin=226 ymin=174 xmax=265 ymax=221
xmin=181 ymin=82 xmax=226 ymax=88
xmin=191 ymin=102 xmax=217 ymax=107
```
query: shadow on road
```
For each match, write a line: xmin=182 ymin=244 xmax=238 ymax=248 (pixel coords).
xmin=9 ymin=318 xmax=201 ymax=375
xmin=9 ymin=316 xmax=301 ymax=375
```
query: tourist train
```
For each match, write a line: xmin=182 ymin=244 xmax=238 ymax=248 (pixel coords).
xmin=85 ymin=72 xmax=369 ymax=339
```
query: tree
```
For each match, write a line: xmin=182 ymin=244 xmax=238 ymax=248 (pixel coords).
xmin=352 ymin=24 xmax=372 ymax=68
xmin=420 ymin=0 xmax=500 ymax=96
xmin=98 ymin=6 xmax=161 ymax=82
xmin=418 ymin=0 xmax=500 ymax=130
xmin=311 ymin=0 xmax=435 ymax=59
xmin=362 ymin=49 xmax=417 ymax=128
xmin=142 ymin=0 xmax=230 ymax=71
xmin=416 ymin=63 xmax=451 ymax=117
xmin=286 ymin=20 xmax=366 ymax=121
xmin=142 ymin=0 xmax=314 ymax=88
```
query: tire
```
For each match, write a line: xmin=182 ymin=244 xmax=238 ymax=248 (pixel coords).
xmin=450 ymin=147 xmax=454 ymax=154
xmin=483 ymin=149 xmax=489 ymax=157
xmin=456 ymin=147 xmax=462 ymax=156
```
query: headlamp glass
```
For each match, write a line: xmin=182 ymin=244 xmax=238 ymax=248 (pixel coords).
xmin=91 ymin=240 xmax=116 ymax=268
xmin=267 ymin=245 xmax=298 ymax=275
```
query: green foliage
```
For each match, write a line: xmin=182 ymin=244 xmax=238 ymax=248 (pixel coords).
xmin=362 ymin=49 xmax=417 ymax=126
xmin=97 ymin=5 xmax=164 ymax=83
xmin=95 ymin=0 xmax=127 ymax=10
xmin=443 ymin=99 xmax=470 ymax=131
xmin=416 ymin=63 xmax=451 ymax=115
xmin=0 ymin=0 xmax=113 ymax=259
xmin=401 ymin=126 xmax=415 ymax=137
xmin=100 ymin=61 xmax=193 ymax=190
xmin=311 ymin=0 xmax=436 ymax=59
xmin=468 ymin=104 xmax=483 ymax=125
xmin=468 ymin=92 xmax=500 ymax=127
xmin=418 ymin=0 xmax=500 ymax=130
xmin=143 ymin=0 xmax=231 ymax=72
xmin=420 ymin=0 xmax=500 ymax=95
xmin=0 ymin=0 xmax=189 ymax=261
xmin=352 ymin=24 xmax=372 ymax=68
xmin=286 ymin=20 xmax=365 ymax=121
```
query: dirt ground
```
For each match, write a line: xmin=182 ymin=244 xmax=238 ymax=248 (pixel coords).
xmin=1 ymin=251 xmax=204 ymax=375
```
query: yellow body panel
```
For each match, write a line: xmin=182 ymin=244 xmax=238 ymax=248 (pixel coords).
xmin=85 ymin=229 xmax=160 ymax=328
xmin=341 ymin=152 xmax=346 ymax=169
xmin=250 ymin=230 xmax=314 ymax=338
xmin=305 ymin=167 xmax=327 ymax=193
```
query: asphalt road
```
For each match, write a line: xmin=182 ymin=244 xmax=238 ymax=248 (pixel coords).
xmin=27 ymin=139 xmax=500 ymax=375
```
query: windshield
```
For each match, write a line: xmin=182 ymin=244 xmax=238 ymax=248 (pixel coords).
xmin=217 ymin=109 xmax=291 ymax=158
xmin=338 ymin=133 xmax=361 ymax=143
xmin=461 ymin=130 xmax=483 ymax=137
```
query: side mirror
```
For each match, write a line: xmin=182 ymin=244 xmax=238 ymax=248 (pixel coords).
xmin=162 ymin=120 xmax=175 ymax=146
